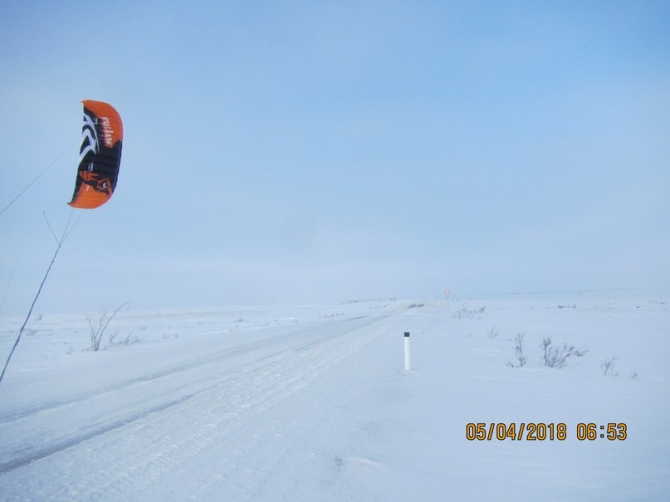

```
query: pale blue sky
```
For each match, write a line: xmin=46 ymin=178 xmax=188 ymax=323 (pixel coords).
xmin=1 ymin=0 xmax=669 ymax=314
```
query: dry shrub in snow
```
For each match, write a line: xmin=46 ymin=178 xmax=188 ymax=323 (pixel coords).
xmin=601 ymin=356 xmax=618 ymax=377
xmin=507 ymin=333 xmax=527 ymax=368
xmin=452 ymin=306 xmax=486 ymax=319
xmin=108 ymin=332 xmax=141 ymax=348
xmin=86 ymin=303 xmax=126 ymax=352
xmin=540 ymin=336 xmax=588 ymax=368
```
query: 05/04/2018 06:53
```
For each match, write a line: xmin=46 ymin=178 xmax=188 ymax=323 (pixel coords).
xmin=465 ymin=422 xmax=627 ymax=441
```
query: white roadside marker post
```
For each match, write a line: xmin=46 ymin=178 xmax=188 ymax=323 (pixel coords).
xmin=404 ymin=332 xmax=411 ymax=371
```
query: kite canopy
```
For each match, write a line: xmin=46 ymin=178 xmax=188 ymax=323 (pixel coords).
xmin=68 ymin=100 xmax=123 ymax=209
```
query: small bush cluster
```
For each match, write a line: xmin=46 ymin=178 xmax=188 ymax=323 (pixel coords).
xmin=452 ymin=307 xmax=486 ymax=319
xmin=504 ymin=334 xmax=587 ymax=370
xmin=601 ymin=357 xmax=618 ymax=377
xmin=108 ymin=332 xmax=141 ymax=348
xmin=86 ymin=303 xmax=141 ymax=351
xmin=540 ymin=336 xmax=588 ymax=368
xmin=506 ymin=333 xmax=527 ymax=368
xmin=87 ymin=304 xmax=126 ymax=351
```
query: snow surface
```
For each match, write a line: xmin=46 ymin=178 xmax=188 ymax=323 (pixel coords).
xmin=0 ymin=293 xmax=668 ymax=501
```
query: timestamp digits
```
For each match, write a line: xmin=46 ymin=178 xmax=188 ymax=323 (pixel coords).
xmin=465 ymin=423 xmax=627 ymax=441
xmin=576 ymin=422 xmax=627 ymax=441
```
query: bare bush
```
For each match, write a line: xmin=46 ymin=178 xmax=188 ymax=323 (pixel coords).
xmin=87 ymin=303 xmax=126 ymax=352
xmin=108 ymin=332 xmax=141 ymax=348
xmin=488 ymin=326 xmax=499 ymax=339
xmin=540 ymin=336 xmax=588 ymax=368
xmin=507 ymin=333 xmax=527 ymax=368
xmin=452 ymin=307 xmax=486 ymax=319
xmin=601 ymin=356 xmax=618 ymax=377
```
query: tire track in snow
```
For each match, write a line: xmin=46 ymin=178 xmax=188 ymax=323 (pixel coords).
xmin=244 ymin=325 xmax=397 ymax=501
xmin=0 ymin=313 xmax=391 ymax=428
xmin=0 ymin=311 xmax=398 ymax=483
xmin=0 ymin=319 xmax=348 ymax=424
xmin=121 ymin=312 xmax=399 ymax=502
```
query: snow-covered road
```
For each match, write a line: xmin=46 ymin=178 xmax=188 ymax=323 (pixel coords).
xmin=1 ymin=302 xmax=421 ymax=500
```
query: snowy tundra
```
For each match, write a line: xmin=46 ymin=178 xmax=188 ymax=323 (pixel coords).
xmin=0 ymin=292 xmax=668 ymax=501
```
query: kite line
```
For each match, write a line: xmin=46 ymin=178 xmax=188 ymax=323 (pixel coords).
xmin=0 ymin=139 xmax=77 ymax=218
xmin=0 ymin=209 xmax=80 ymax=385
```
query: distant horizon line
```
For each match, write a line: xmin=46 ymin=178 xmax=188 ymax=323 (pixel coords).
xmin=2 ymin=287 xmax=668 ymax=319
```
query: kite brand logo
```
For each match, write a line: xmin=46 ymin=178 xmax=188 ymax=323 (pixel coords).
xmin=100 ymin=117 xmax=114 ymax=148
